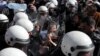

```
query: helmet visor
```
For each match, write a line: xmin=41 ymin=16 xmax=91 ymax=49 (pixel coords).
xmin=76 ymin=44 xmax=94 ymax=56
xmin=40 ymin=11 xmax=48 ymax=15
xmin=77 ymin=51 xmax=93 ymax=56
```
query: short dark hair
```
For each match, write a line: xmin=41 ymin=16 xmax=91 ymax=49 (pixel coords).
xmin=81 ymin=16 xmax=96 ymax=26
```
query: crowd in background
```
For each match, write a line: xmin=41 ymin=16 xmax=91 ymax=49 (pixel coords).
xmin=0 ymin=0 xmax=100 ymax=56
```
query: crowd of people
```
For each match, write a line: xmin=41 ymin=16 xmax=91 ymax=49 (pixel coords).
xmin=0 ymin=0 xmax=100 ymax=56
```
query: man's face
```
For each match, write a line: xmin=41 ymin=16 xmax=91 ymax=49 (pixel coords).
xmin=66 ymin=0 xmax=78 ymax=13
xmin=83 ymin=5 xmax=96 ymax=16
xmin=35 ymin=25 xmax=40 ymax=31
xmin=67 ymin=4 xmax=78 ymax=14
xmin=49 ymin=8 xmax=55 ymax=12
xmin=79 ymin=22 xmax=95 ymax=33
xmin=29 ymin=4 xmax=36 ymax=12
